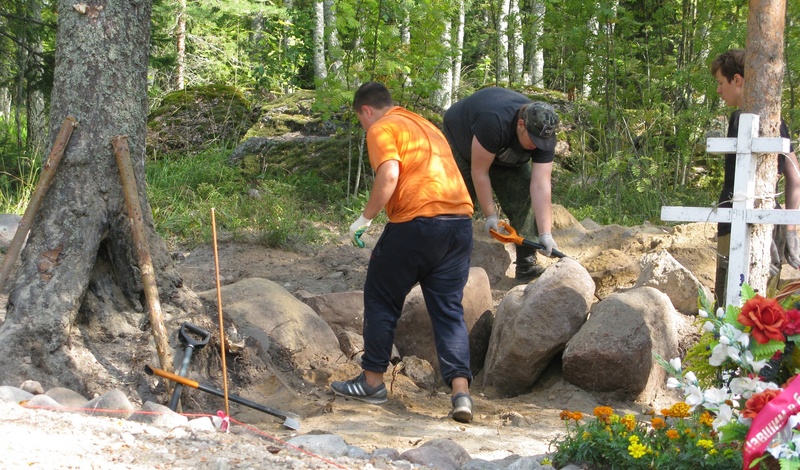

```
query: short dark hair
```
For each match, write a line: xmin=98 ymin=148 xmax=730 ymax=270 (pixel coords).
xmin=711 ymin=49 xmax=745 ymax=82
xmin=353 ymin=82 xmax=394 ymax=110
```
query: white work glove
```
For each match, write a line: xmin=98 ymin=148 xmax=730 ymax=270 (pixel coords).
xmin=484 ymin=215 xmax=499 ymax=235
xmin=538 ymin=233 xmax=557 ymax=257
xmin=787 ymin=231 xmax=800 ymax=269
xmin=349 ymin=214 xmax=372 ymax=248
xmin=770 ymin=240 xmax=781 ymax=276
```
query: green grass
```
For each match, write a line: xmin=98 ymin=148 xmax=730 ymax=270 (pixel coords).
xmin=145 ymin=147 xmax=370 ymax=249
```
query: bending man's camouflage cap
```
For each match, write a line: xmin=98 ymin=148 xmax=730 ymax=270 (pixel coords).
xmin=522 ymin=102 xmax=559 ymax=152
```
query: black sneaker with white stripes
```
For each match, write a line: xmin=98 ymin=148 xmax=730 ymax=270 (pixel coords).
xmin=331 ymin=372 xmax=388 ymax=404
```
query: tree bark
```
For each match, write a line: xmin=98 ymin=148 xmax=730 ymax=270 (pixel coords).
xmin=744 ymin=0 xmax=786 ymax=293
xmin=0 ymin=0 xmax=183 ymax=394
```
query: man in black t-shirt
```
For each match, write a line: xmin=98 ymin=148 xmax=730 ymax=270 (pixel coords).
xmin=443 ymin=87 xmax=560 ymax=281
xmin=711 ymin=49 xmax=800 ymax=306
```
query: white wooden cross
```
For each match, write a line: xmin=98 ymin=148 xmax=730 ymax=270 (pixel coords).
xmin=661 ymin=113 xmax=798 ymax=308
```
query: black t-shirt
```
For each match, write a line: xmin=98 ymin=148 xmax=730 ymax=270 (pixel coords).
xmin=718 ymin=109 xmax=795 ymax=236
xmin=443 ymin=87 xmax=554 ymax=167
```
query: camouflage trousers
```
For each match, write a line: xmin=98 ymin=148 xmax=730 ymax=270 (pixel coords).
xmin=451 ymin=148 xmax=539 ymax=262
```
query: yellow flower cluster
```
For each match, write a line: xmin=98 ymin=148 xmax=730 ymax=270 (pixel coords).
xmin=663 ymin=402 xmax=691 ymax=419
xmin=628 ymin=435 xmax=648 ymax=459
xmin=621 ymin=414 xmax=637 ymax=431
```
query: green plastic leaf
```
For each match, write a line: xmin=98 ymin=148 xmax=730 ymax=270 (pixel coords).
xmin=741 ymin=284 xmax=756 ymax=301
xmin=780 ymin=459 xmax=800 ymax=470
xmin=716 ymin=421 xmax=749 ymax=443
xmin=750 ymin=340 xmax=786 ymax=361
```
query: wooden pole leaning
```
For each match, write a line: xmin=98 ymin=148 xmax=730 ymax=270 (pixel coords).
xmin=210 ymin=207 xmax=230 ymax=417
xmin=112 ymin=135 xmax=175 ymax=394
xmin=0 ymin=115 xmax=78 ymax=294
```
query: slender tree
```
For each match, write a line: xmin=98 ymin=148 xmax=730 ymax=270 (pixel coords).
xmin=313 ymin=0 xmax=327 ymax=82
xmin=527 ymin=0 xmax=544 ymax=87
xmin=175 ymin=0 xmax=186 ymax=90
xmin=745 ymin=0 xmax=787 ymax=293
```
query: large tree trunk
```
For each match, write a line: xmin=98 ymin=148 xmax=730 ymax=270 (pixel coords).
xmin=0 ymin=0 xmax=184 ymax=394
xmin=745 ymin=0 xmax=786 ymax=293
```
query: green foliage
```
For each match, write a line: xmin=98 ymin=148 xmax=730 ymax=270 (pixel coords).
xmin=0 ymin=118 xmax=39 ymax=214
xmin=551 ymin=406 xmax=743 ymax=469
xmin=145 ymin=144 xmax=366 ymax=249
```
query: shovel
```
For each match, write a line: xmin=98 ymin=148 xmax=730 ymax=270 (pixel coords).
xmin=489 ymin=221 xmax=567 ymax=259
xmin=145 ymin=365 xmax=302 ymax=430
xmin=169 ymin=322 xmax=211 ymax=411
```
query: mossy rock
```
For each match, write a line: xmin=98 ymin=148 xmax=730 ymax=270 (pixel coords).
xmin=147 ymin=84 xmax=257 ymax=156
xmin=243 ymin=89 xmax=350 ymax=139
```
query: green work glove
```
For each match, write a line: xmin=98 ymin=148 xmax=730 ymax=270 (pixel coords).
xmin=349 ymin=214 xmax=372 ymax=248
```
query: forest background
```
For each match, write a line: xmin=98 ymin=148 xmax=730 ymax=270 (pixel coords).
xmin=1 ymin=0 xmax=800 ymax=245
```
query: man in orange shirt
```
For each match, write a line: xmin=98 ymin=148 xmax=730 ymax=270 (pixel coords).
xmin=332 ymin=82 xmax=475 ymax=423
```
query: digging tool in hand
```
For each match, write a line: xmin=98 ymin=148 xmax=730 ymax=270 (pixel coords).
xmin=489 ymin=221 xmax=567 ymax=259
xmin=168 ymin=322 xmax=211 ymax=412
xmin=145 ymin=365 xmax=302 ymax=430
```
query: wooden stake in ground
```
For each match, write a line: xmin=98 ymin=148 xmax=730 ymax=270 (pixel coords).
xmin=112 ymin=135 xmax=175 ymax=394
xmin=211 ymin=208 xmax=231 ymax=417
xmin=0 ymin=116 xmax=78 ymax=293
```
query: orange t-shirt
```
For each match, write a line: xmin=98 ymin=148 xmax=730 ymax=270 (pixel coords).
xmin=366 ymin=107 xmax=474 ymax=223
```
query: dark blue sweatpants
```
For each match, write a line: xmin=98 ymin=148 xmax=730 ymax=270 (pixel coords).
xmin=361 ymin=215 xmax=473 ymax=388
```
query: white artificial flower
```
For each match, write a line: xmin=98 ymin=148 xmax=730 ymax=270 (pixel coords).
xmin=669 ymin=357 xmax=682 ymax=371
xmin=716 ymin=307 xmax=725 ymax=318
xmin=713 ymin=403 xmax=734 ymax=430
xmin=684 ymin=383 xmax=704 ymax=407
xmin=730 ymin=376 xmax=760 ymax=398
xmin=709 ymin=341 xmax=742 ymax=366
xmin=703 ymin=386 xmax=730 ymax=406
xmin=702 ymin=321 xmax=715 ymax=332
xmin=666 ymin=377 xmax=681 ymax=389
xmin=684 ymin=371 xmax=698 ymax=385
xmin=699 ymin=309 xmax=708 ymax=318
xmin=741 ymin=350 xmax=767 ymax=374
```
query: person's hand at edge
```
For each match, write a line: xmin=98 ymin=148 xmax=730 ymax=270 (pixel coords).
xmin=539 ymin=233 xmax=557 ymax=257
xmin=770 ymin=239 xmax=782 ymax=276
xmin=349 ymin=214 xmax=372 ymax=248
xmin=484 ymin=215 xmax=499 ymax=235
xmin=786 ymin=230 xmax=800 ymax=269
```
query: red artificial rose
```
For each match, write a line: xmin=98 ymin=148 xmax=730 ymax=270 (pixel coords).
xmin=737 ymin=295 xmax=786 ymax=344
xmin=784 ymin=309 xmax=800 ymax=336
xmin=742 ymin=389 xmax=782 ymax=419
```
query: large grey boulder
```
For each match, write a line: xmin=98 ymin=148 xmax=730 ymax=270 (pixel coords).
xmin=394 ymin=267 xmax=493 ymax=379
xmin=302 ymin=290 xmax=364 ymax=337
xmin=633 ymin=250 xmax=710 ymax=315
xmin=562 ymin=286 xmax=690 ymax=403
xmin=199 ymin=278 xmax=342 ymax=369
xmin=481 ymin=258 xmax=595 ymax=397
